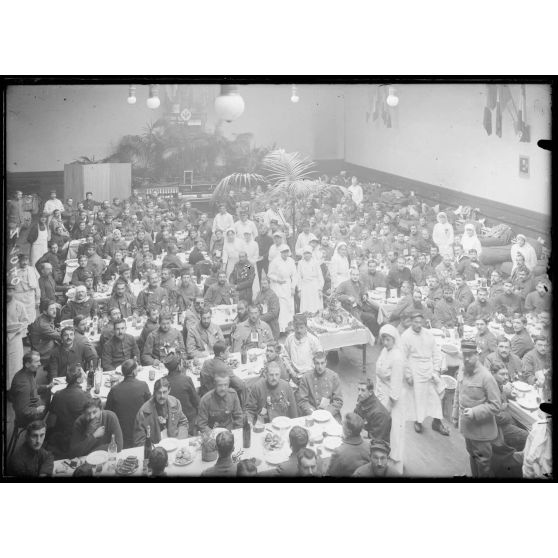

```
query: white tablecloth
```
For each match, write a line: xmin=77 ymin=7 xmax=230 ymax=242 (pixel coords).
xmin=52 ymin=414 xmax=342 ymax=477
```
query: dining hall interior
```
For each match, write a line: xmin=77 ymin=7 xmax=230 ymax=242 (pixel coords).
xmin=4 ymin=80 xmax=552 ymax=479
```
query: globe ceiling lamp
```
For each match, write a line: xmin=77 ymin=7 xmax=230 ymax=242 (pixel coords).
xmin=214 ymin=84 xmax=245 ymax=122
xmin=290 ymin=85 xmax=300 ymax=103
xmin=386 ymin=86 xmax=399 ymax=107
xmin=127 ymin=85 xmax=137 ymax=105
xmin=146 ymin=84 xmax=161 ymax=109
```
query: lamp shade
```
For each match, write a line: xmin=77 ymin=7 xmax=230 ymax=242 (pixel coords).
xmin=215 ymin=84 xmax=245 ymax=122
xmin=386 ymin=87 xmax=399 ymax=107
xmin=127 ymin=85 xmax=137 ymax=104
xmin=147 ymin=84 xmax=160 ymax=109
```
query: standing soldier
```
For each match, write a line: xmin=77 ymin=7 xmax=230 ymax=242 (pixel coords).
xmin=452 ymin=339 xmax=501 ymax=478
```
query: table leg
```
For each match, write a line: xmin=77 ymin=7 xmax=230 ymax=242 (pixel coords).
xmin=362 ymin=344 xmax=367 ymax=375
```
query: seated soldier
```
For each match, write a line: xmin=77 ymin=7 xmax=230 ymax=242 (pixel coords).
xmin=354 ymin=378 xmax=392 ymax=442
xmin=297 ymin=352 xmax=343 ymax=422
xmin=521 ymin=336 xmax=551 ymax=385
xmin=204 ymin=270 xmax=235 ymax=307
xmin=101 ymin=318 xmax=140 ymax=370
xmin=133 ymin=377 xmax=189 ymax=445
xmin=245 ymin=361 xmax=298 ymax=424
xmin=199 ymin=341 xmax=247 ymax=404
xmin=352 ymin=439 xmax=401 ymax=478
xmin=432 ymin=285 xmax=460 ymax=328
xmin=196 ymin=370 xmax=243 ymax=433
xmin=185 ymin=307 xmax=225 ymax=359
xmin=326 ymin=412 xmax=370 ymax=477
xmin=69 ymin=397 xmax=123 ymax=458
xmin=510 ymin=316 xmax=534 ymax=359
xmin=8 ymin=420 xmax=54 ymax=477
xmin=61 ymin=284 xmax=99 ymax=321
xmin=231 ymin=304 xmax=274 ymax=352
xmin=274 ymin=426 xmax=311 ymax=477
xmin=297 ymin=448 xmax=322 ymax=477
xmin=141 ymin=312 xmax=186 ymax=366
xmin=201 ymin=430 xmax=237 ymax=477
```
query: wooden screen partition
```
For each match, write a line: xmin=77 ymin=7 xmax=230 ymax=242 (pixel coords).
xmin=64 ymin=163 xmax=132 ymax=203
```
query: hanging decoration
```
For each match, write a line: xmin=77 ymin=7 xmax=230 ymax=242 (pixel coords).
xmin=482 ymin=84 xmax=530 ymax=142
xmin=366 ymin=85 xmax=396 ymax=128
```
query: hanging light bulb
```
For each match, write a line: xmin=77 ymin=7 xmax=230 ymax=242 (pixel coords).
xmin=386 ymin=86 xmax=399 ymax=107
xmin=214 ymin=84 xmax=245 ymax=122
xmin=290 ymin=85 xmax=299 ymax=103
xmin=147 ymin=84 xmax=160 ymax=109
xmin=127 ymin=85 xmax=137 ymax=105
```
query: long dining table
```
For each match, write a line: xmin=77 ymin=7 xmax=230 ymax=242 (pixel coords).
xmin=52 ymin=413 xmax=343 ymax=477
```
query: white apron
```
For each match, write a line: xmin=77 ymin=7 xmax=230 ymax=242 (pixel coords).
xmin=268 ymin=256 xmax=297 ymax=332
xmin=30 ymin=226 xmax=49 ymax=266
xmin=7 ymin=300 xmax=29 ymax=389
xmin=375 ymin=346 xmax=408 ymax=473
xmin=297 ymin=258 xmax=324 ymax=313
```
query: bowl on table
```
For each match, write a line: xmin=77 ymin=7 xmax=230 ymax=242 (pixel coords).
xmin=323 ymin=436 xmax=343 ymax=451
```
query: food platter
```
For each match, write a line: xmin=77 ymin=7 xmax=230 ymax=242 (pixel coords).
xmin=174 ymin=447 xmax=194 ymax=466
xmin=115 ymin=456 xmax=139 ymax=476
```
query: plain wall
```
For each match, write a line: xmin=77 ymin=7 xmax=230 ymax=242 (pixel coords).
xmin=343 ymin=83 xmax=551 ymax=215
xmin=6 ymin=83 xmax=344 ymax=173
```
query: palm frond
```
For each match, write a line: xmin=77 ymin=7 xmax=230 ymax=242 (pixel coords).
xmin=212 ymin=172 xmax=266 ymax=200
xmin=262 ymin=149 xmax=317 ymax=185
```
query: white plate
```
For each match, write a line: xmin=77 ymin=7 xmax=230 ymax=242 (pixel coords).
xmin=85 ymin=450 xmax=108 ymax=466
xmin=271 ymin=416 xmax=292 ymax=430
xmin=430 ymin=328 xmax=444 ymax=336
xmin=323 ymin=436 xmax=343 ymax=451
xmin=323 ymin=421 xmax=343 ymax=437
xmin=513 ymin=381 xmax=532 ymax=393
xmin=518 ymin=399 xmax=540 ymax=411
xmin=265 ymin=452 xmax=286 ymax=466
xmin=312 ymin=410 xmax=332 ymax=423
xmin=157 ymin=438 xmax=179 ymax=452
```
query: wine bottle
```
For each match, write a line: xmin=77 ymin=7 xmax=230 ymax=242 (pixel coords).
xmin=108 ymin=434 xmax=118 ymax=471
xmin=240 ymin=342 xmax=248 ymax=365
xmin=242 ymin=414 xmax=251 ymax=449
xmin=143 ymin=425 xmax=154 ymax=474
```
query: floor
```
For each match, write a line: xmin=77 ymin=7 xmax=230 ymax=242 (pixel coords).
xmin=330 ymin=345 xmax=471 ymax=478
xmin=6 ymin=230 xmax=472 ymax=478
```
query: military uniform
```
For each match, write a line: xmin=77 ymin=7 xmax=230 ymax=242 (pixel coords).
xmin=452 ymin=360 xmax=501 ymax=477
xmin=297 ymin=368 xmax=343 ymax=420
xmin=141 ymin=327 xmax=185 ymax=366
xmin=231 ymin=319 xmax=274 ymax=352
xmin=196 ymin=388 xmax=243 ymax=433
xmin=246 ymin=378 xmax=298 ymax=423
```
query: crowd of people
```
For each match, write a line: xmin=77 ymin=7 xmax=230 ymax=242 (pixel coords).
xmin=5 ymin=172 xmax=552 ymax=478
